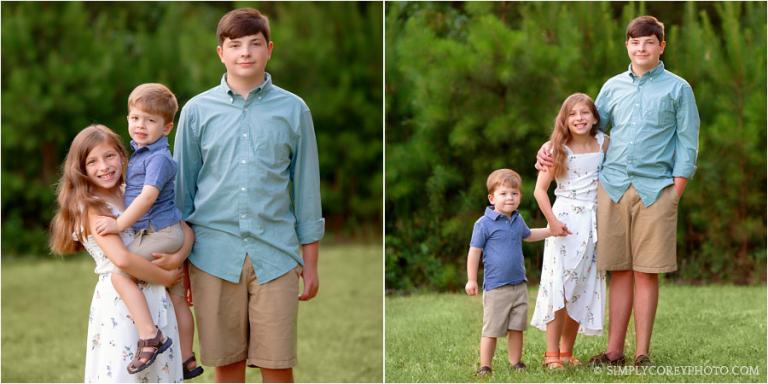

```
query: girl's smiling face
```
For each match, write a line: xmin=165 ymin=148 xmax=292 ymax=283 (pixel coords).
xmin=567 ymin=102 xmax=598 ymax=137
xmin=84 ymin=142 xmax=123 ymax=194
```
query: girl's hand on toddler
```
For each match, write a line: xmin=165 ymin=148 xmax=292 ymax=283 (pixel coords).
xmin=549 ymin=220 xmax=572 ymax=237
xmin=162 ymin=267 xmax=183 ymax=288
xmin=94 ymin=216 xmax=119 ymax=235
xmin=465 ymin=280 xmax=478 ymax=296
xmin=151 ymin=251 xmax=183 ymax=270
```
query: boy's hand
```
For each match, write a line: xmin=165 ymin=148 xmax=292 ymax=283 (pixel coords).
xmin=465 ymin=280 xmax=478 ymax=296
xmin=548 ymin=219 xmax=572 ymax=237
xmin=673 ymin=177 xmax=687 ymax=199
xmin=298 ymin=264 xmax=319 ymax=301
xmin=535 ymin=141 xmax=554 ymax=172
xmin=94 ymin=216 xmax=120 ymax=235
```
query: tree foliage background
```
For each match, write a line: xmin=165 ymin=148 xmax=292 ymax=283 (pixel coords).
xmin=2 ymin=1 xmax=383 ymax=256
xmin=386 ymin=1 xmax=766 ymax=291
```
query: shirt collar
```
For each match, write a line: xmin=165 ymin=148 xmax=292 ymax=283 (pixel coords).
xmin=220 ymin=72 xmax=273 ymax=102
xmin=627 ymin=60 xmax=665 ymax=80
xmin=131 ymin=135 xmax=169 ymax=152
xmin=484 ymin=206 xmax=519 ymax=221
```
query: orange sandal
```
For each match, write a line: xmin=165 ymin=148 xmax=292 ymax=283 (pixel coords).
xmin=543 ymin=351 xmax=564 ymax=369
xmin=560 ymin=351 xmax=581 ymax=366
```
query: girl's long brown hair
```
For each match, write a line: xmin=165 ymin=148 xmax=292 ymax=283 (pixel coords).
xmin=549 ymin=93 xmax=600 ymax=178
xmin=49 ymin=124 xmax=128 ymax=254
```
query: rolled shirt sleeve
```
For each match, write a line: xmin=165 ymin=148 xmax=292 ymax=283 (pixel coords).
xmin=292 ymin=108 xmax=325 ymax=245
xmin=672 ymin=84 xmax=700 ymax=179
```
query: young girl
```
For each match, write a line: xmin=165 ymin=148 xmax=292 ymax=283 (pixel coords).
xmin=531 ymin=93 xmax=607 ymax=369
xmin=50 ymin=124 xmax=191 ymax=382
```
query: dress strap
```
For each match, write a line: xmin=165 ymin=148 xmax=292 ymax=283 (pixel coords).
xmin=596 ymin=131 xmax=606 ymax=153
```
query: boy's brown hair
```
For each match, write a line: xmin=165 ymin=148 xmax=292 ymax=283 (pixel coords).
xmin=486 ymin=169 xmax=522 ymax=194
xmin=217 ymin=8 xmax=270 ymax=45
xmin=127 ymin=83 xmax=178 ymax=125
xmin=626 ymin=15 xmax=665 ymax=42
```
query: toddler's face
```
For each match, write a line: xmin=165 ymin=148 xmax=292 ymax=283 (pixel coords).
xmin=85 ymin=143 xmax=123 ymax=193
xmin=488 ymin=185 xmax=520 ymax=216
xmin=127 ymin=108 xmax=173 ymax=147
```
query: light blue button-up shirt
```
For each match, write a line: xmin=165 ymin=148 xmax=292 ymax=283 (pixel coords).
xmin=174 ymin=73 xmax=325 ymax=284
xmin=596 ymin=61 xmax=700 ymax=206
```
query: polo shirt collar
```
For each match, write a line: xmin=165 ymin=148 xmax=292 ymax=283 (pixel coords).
xmin=627 ymin=60 xmax=665 ymax=80
xmin=220 ymin=72 xmax=273 ymax=101
xmin=131 ymin=135 xmax=168 ymax=152
xmin=484 ymin=205 xmax=519 ymax=221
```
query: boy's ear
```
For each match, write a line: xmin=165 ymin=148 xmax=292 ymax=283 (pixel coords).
xmin=163 ymin=122 xmax=174 ymax=135
xmin=487 ymin=193 xmax=494 ymax=204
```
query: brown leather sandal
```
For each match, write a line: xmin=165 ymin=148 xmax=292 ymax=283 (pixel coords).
xmin=560 ymin=351 xmax=581 ymax=366
xmin=543 ymin=351 xmax=564 ymax=369
xmin=587 ymin=351 xmax=625 ymax=366
xmin=126 ymin=328 xmax=173 ymax=374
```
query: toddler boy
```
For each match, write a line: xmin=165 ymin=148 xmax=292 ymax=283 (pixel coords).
xmin=465 ymin=168 xmax=551 ymax=376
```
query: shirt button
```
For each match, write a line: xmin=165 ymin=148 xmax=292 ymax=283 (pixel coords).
xmin=244 ymin=238 xmax=249 ymax=242
xmin=241 ymin=214 xmax=247 ymax=218
xmin=242 ymin=133 xmax=248 ymax=138
xmin=241 ymin=187 xmax=246 ymax=191
xmin=241 ymin=160 xmax=246 ymax=164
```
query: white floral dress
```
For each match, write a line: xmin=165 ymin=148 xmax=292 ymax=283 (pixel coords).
xmin=82 ymin=204 xmax=182 ymax=383
xmin=531 ymin=132 xmax=607 ymax=336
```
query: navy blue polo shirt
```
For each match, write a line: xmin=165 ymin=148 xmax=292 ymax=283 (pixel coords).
xmin=124 ymin=136 xmax=182 ymax=232
xmin=470 ymin=206 xmax=531 ymax=291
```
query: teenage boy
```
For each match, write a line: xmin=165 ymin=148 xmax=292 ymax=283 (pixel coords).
xmin=173 ymin=8 xmax=324 ymax=383
xmin=465 ymin=169 xmax=551 ymax=376
xmin=536 ymin=16 xmax=700 ymax=366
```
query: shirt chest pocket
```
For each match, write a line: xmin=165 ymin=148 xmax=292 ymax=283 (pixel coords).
xmin=656 ymin=96 xmax=676 ymax=127
xmin=252 ymin=122 xmax=294 ymax=169
xmin=127 ymin=159 xmax=146 ymax=179
xmin=491 ymin=226 xmax=521 ymax=247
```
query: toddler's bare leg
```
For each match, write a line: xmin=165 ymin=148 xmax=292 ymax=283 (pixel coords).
xmin=111 ymin=273 xmax=157 ymax=339
xmin=169 ymin=292 xmax=196 ymax=364
xmin=480 ymin=336 xmax=496 ymax=368
xmin=506 ymin=330 xmax=523 ymax=366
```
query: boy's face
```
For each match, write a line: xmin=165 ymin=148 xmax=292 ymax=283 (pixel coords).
xmin=85 ymin=142 xmax=123 ymax=193
xmin=488 ymin=185 xmax=521 ymax=216
xmin=127 ymin=108 xmax=173 ymax=147
xmin=217 ymin=33 xmax=273 ymax=83
xmin=626 ymin=34 xmax=666 ymax=73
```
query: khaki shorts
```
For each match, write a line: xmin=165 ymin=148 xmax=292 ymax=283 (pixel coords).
xmin=189 ymin=257 xmax=301 ymax=369
xmin=482 ymin=283 xmax=528 ymax=337
xmin=126 ymin=222 xmax=185 ymax=297
xmin=597 ymin=184 xmax=679 ymax=273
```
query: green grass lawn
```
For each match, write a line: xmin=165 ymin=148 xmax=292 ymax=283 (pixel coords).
xmin=386 ymin=285 xmax=767 ymax=382
xmin=2 ymin=243 xmax=383 ymax=383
